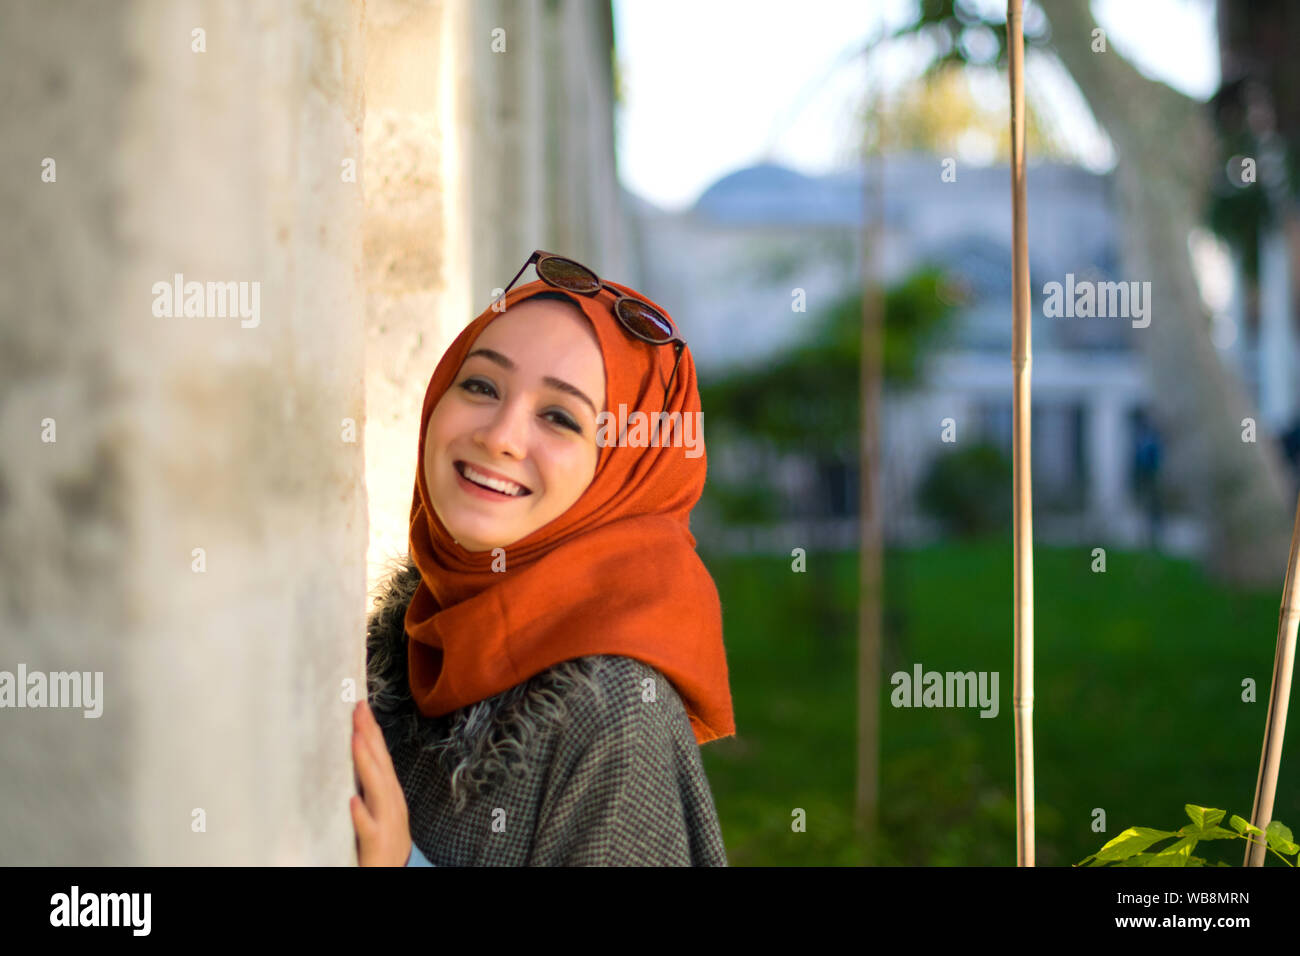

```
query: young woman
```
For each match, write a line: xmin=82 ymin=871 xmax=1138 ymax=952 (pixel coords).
xmin=350 ymin=251 xmax=735 ymax=866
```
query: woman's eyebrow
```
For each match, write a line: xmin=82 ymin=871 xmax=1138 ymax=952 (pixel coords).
xmin=465 ymin=348 xmax=598 ymax=416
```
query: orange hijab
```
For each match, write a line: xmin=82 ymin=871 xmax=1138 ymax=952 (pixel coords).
xmin=404 ymin=277 xmax=735 ymax=744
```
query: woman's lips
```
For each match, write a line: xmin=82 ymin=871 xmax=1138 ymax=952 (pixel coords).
xmin=453 ymin=460 xmax=531 ymax=501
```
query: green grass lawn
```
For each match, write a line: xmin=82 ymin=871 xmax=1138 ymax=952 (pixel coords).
xmin=697 ymin=538 xmax=1300 ymax=866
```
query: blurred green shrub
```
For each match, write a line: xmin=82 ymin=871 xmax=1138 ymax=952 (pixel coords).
xmin=917 ymin=441 xmax=1013 ymax=536
xmin=699 ymin=267 xmax=963 ymax=525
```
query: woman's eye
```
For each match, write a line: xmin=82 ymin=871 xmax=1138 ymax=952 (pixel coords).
xmin=545 ymin=411 xmax=581 ymax=434
xmin=460 ymin=379 xmax=580 ymax=434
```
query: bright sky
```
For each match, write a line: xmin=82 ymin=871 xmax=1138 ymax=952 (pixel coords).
xmin=612 ymin=0 xmax=1220 ymax=211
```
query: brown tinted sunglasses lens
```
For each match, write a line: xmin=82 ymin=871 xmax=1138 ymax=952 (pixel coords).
xmin=537 ymin=256 xmax=600 ymax=293
xmin=617 ymin=298 xmax=674 ymax=342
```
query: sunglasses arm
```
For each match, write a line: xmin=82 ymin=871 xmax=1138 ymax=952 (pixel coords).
xmin=495 ymin=251 xmax=542 ymax=308
xmin=663 ymin=342 xmax=684 ymax=410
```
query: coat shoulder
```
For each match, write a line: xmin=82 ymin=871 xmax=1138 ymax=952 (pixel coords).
xmin=555 ymin=655 xmax=696 ymax=748
xmin=530 ymin=654 xmax=727 ymax=866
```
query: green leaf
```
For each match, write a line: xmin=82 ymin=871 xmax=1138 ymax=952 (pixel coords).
xmin=1115 ymin=852 xmax=1158 ymax=867
xmin=1265 ymin=821 xmax=1299 ymax=856
xmin=1197 ymin=826 xmax=1242 ymax=841
xmin=1148 ymin=835 xmax=1198 ymax=867
xmin=1265 ymin=821 xmax=1294 ymax=843
xmin=1229 ymin=814 xmax=1266 ymax=837
xmin=1185 ymin=805 xmax=1226 ymax=831
xmin=1094 ymin=827 xmax=1179 ymax=862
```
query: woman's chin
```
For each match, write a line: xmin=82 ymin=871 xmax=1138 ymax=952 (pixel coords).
xmin=434 ymin=491 xmax=540 ymax=551
xmin=445 ymin=523 xmax=509 ymax=552
xmin=431 ymin=506 xmax=493 ymax=552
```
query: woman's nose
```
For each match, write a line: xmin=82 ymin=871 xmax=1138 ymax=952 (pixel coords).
xmin=474 ymin=399 xmax=529 ymax=459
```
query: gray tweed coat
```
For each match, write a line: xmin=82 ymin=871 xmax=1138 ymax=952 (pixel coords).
xmin=365 ymin=560 xmax=728 ymax=866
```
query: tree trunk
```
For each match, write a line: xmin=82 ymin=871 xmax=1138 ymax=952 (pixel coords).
xmin=1048 ymin=0 xmax=1293 ymax=587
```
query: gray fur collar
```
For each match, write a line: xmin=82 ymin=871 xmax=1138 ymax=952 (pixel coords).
xmin=365 ymin=557 xmax=606 ymax=814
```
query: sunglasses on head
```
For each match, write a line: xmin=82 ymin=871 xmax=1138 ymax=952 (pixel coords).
xmin=495 ymin=250 xmax=686 ymax=410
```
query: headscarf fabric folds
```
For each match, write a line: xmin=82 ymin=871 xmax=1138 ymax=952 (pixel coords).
xmin=404 ymin=277 xmax=735 ymax=744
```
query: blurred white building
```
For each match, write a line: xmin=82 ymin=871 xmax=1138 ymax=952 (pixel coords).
xmin=625 ymin=154 xmax=1280 ymax=555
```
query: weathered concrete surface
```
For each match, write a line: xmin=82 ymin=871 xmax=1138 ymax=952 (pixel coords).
xmin=0 ymin=0 xmax=627 ymax=865
xmin=0 ymin=0 xmax=368 ymax=865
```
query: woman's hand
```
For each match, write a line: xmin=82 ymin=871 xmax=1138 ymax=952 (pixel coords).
xmin=350 ymin=699 xmax=413 ymax=866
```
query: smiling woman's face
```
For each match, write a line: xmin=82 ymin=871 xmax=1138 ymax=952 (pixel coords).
xmin=423 ymin=298 xmax=607 ymax=553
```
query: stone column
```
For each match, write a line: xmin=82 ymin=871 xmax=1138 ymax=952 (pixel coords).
xmin=1086 ymin=397 xmax=1131 ymax=542
xmin=363 ymin=0 xmax=474 ymax=589
xmin=1 ymin=0 xmax=627 ymax=866
xmin=0 ymin=0 xmax=367 ymax=865
xmin=1259 ymin=224 xmax=1296 ymax=430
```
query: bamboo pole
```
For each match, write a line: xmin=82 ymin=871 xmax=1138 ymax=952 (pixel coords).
xmin=1007 ymin=0 xmax=1035 ymax=867
xmin=854 ymin=82 xmax=885 ymax=848
xmin=1244 ymin=489 xmax=1300 ymax=865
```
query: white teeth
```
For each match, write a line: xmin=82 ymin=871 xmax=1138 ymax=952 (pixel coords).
xmin=461 ymin=463 xmax=526 ymax=496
